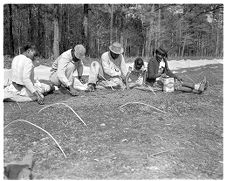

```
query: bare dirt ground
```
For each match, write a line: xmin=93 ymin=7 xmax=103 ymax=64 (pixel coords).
xmin=3 ymin=62 xmax=223 ymax=179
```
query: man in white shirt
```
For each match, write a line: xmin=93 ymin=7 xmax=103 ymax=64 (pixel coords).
xmin=4 ymin=44 xmax=53 ymax=104
xmin=86 ymin=42 xmax=128 ymax=92
xmin=49 ymin=44 xmax=86 ymax=96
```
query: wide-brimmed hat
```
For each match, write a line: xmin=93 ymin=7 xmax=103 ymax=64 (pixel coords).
xmin=74 ymin=44 xmax=86 ymax=59
xmin=109 ymin=42 xmax=124 ymax=54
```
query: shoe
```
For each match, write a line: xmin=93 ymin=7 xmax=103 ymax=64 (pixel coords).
xmin=85 ymin=83 xmax=96 ymax=92
xmin=198 ymin=77 xmax=207 ymax=93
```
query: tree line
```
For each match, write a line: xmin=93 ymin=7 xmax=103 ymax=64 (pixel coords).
xmin=4 ymin=4 xmax=223 ymax=59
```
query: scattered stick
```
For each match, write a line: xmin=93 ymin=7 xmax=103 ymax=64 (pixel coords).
xmin=149 ymin=147 xmax=184 ymax=157
xmin=184 ymin=75 xmax=195 ymax=84
xmin=146 ymin=86 xmax=156 ymax=95
xmin=4 ymin=119 xmax=67 ymax=158
xmin=149 ymin=149 xmax=174 ymax=157
xmin=134 ymin=85 xmax=157 ymax=95
xmin=196 ymin=71 xmax=205 ymax=77
xmin=119 ymin=102 xmax=167 ymax=114
xmin=38 ymin=102 xmax=87 ymax=127
xmin=15 ymin=102 xmax=21 ymax=110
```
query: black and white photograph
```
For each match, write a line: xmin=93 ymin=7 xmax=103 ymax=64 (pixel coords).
xmin=3 ymin=3 xmax=223 ymax=179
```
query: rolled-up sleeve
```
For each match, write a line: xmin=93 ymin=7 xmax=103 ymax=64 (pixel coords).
xmin=23 ymin=61 xmax=36 ymax=94
xmin=101 ymin=55 xmax=121 ymax=77
xmin=57 ymin=58 xmax=72 ymax=87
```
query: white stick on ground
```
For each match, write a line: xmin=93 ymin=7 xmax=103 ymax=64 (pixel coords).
xmin=4 ymin=119 xmax=67 ymax=158
xmin=119 ymin=102 xmax=167 ymax=114
xmin=15 ymin=102 xmax=21 ymax=110
xmin=38 ymin=102 xmax=87 ymax=127
xmin=149 ymin=147 xmax=185 ymax=157
xmin=184 ymin=75 xmax=195 ymax=83
xmin=146 ymin=86 xmax=156 ymax=95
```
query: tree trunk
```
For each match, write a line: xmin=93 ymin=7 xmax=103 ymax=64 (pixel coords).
xmin=83 ymin=4 xmax=89 ymax=55
xmin=115 ymin=27 xmax=118 ymax=42
xmin=120 ymin=32 xmax=123 ymax=45
xmin=142 ymin=39 xmax=145 ymax=57
xmin=145 ymin=4 xmax=155 ymax=58
xmin=17 ymin=7 xmax=22 ymax=55
xmin=181 ymin=34 xmax=187 ymax=57
xmin=178 ymin=19 xmax=182 ymax=56
xmin=28 ymin=5 xmax=35 ymax=44
xmin=8 ymin=4 xmax=14 ymax=56
xmin=97 ymin=38 xmax=100 ymax=58
xmin=53 ymin=5 xmax=60 ymax=59
xmin=44 ymin=9 xmax=50 ymax=58
xmin=124 ymin=38 xmax=127 ymax=57
xmin=157 ymin=5 xmax=161 ymax=48
xmin=215 ymin=26 xmax=219 ymax=57
xmin=37 ymin=5 xmax=44 ymax=57
xmin=110 ymin=4 xmax=114 ymax=44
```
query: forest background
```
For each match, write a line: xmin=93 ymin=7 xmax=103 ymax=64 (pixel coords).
xmin=3 ymin=4 xmax=223 ymax=61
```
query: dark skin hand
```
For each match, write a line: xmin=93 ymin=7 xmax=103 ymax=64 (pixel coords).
xmin=68 ymin=85 xmax=79 ymax=96
xmin=33 ymin=91 xmax=44 ymax=105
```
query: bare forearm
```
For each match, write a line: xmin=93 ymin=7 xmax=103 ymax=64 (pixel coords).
xmin=77 ymin=65 xmax=83 ymax=77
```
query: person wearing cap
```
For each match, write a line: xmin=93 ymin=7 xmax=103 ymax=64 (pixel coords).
xmin=49 ymin=44 xmax=86 ymax=96
xmin=146 ymin=48 xmax=208 ymax=94
xmin=4 ymin=43 xmax=54 ymax=105
xmin=86 ymin=42 xmax=128 ymax=92
xmin=126 ymin=57 xmax=146 ymax=89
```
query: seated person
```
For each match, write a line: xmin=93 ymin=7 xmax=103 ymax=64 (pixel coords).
xmin=146 ymin=48 xmax=208 ymax=94
xmin=126 ymin=57 xmax=146 ymax=89
xmin=86 ymin=42 xmax=128 ymax=92
xmin=49 ymin=44 xmax=86 ymax=96
xmin=4 ymin=44 xmax=54 ymax=104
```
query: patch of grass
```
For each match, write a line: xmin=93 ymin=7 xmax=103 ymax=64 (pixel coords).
xmin=4 ymin=63 xmax=223 ymax=179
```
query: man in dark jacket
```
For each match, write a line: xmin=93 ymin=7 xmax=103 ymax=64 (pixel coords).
xmin=146 ymin=48 xmax=207 ymax=93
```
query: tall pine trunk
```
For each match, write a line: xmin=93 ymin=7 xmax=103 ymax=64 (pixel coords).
xmin=181 ymin=34 xmax=187 ymax=57
xmin=8 ymin=4 xmax=14 ymax=56
xmin=110 ymin=4 xmax=114 ymax=45
xmin=215 ymin=26 xmax=219 ymax=57
xmin=53 ymin=5 xmax=60 ymax=59
xmin=157 ymin=5 xmax=161 ymax=48
xmin=83 ymin=4 xmax=89 ymax=56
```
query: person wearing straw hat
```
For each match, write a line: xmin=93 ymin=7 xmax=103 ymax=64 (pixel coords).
xmin=146 ymin=47 xmax=208 ymax=93
xmin=86 ymin=42 xmax=128 ymax=92
xmin=49 ymin=44 xmax=86 ymax=96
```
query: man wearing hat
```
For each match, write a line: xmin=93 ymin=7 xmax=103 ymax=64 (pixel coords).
xmin=146 ymin=48 xmax=208 ymax=94
xmin=86 ymin=42 xmax=128 ymax=92
xmin=49 ymin=44 xmax=86 ymax=96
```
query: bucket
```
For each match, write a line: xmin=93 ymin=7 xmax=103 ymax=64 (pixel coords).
xmin=162 ymin=77 xmax=174 ymax=92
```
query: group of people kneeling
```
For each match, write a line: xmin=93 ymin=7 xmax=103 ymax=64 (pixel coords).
xmin=4 ymin=42 xmax=208 ymax=105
